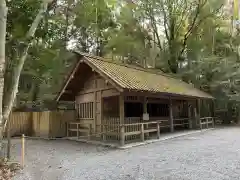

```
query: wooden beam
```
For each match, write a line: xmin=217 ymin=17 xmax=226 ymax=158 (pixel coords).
xmin=169 ymin=97 xmax=174 ymax=132
xmin=123 ymin=91 xmax=209 ymax=101
xmin=77 ymin=87 xmax=116 ymax=95
xmin=63 ymin=90 xmax=72 ymax=94
xmin=56 ymin=57 xmax=83 ymax=101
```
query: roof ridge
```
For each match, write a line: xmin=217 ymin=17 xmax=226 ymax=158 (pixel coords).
xmin=78 ymin=51 xmax=182 ymax=81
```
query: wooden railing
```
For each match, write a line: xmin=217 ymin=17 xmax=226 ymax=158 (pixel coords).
xmin=173 ymin=118 xmax=189 ymax=127
xmin=100 ymin=123 xmax=120 ymax=141
xmin=100 ymin=121 xmax=162 ymax=143
xmin=200 ymin=117 xmax=214 ymax=129
xmin=67 ymin=122 xmax=93 ymax=139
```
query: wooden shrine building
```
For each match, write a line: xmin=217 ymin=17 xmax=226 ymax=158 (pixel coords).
xmin=56 ymin=52 xmax=214 ymax=146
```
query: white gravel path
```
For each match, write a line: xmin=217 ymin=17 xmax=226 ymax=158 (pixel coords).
xmin=12 ymin=127 xmax=240 ymax=180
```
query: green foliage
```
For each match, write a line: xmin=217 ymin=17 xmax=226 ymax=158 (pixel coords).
xmin=5 ymin=0 xmax=240 ymax=118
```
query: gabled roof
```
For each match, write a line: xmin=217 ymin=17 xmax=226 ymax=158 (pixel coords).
xmin=56 ymin=52 xmax=213 ymax=101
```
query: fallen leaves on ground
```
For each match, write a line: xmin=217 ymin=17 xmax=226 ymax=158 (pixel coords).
xmin=0 ymin=158 xmax=21 ymax=180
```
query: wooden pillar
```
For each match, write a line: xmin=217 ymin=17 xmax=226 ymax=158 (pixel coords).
xmin=169 ymin=97 xmax=174 ymax=132
xmin=102 ymin=125 xmax=106 ymax=141
xmin=88 ymin=124 xmax=92 ymax=140
xmin=197 ymin=99 xmax=201 ymax=126
xmin=119 ymin=94 xmax=125 ymax=146
xmin=212 ymin=100 xmax=215 ymax=127
xmin=193 ymin=99 xmax=200 ymax=129
xmin=74 ymin=101 xmax=77 ymax=119
xmin=157 ymin=121 xmax=160 ymax=139
xmin=100 ymin=91 xmax=104 ymax=140
xmin=77 ymin=124 xmax=79 ymax=139
xmin=188 ymin=102 xmax=192 ymax=129
xmin=66 ymin=123 xmax=69 ymax=137
xmin=93 ymin=72 xmax=97 ymax=134
xmin=143 ymin=96 xmax=147 ymax=113
xmin=206 ymin=118 xmax=209 ymax=129
xmin=143 ymin=96 xmax=149 ymax=138
xmin=140 ymin=123 xmax=144 ymax=141
xmin=193 ymin=107 xmax=197 ymax=129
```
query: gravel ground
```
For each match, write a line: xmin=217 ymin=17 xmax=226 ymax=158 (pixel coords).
xmin=12 ymin=127 xmax=240 ymax=180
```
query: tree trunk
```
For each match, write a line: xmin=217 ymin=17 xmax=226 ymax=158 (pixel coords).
xmin=2 ymin=1 xmax=51 ymax=133
xmin=0 ymin=0 xmax=7 ymax=153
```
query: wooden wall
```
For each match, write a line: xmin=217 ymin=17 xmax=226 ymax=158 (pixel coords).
xmin=32 ymin=111 xmax=50 ymax=137
xmin=8 ymin=111 xmax=75 ymax=138
xmin=8 ymin=112 xmax=32 ymax=137
xmin=49 ymin=111 xmax=75 ymax=138
xmin=75 ymin=72 xmax=120 ymax=134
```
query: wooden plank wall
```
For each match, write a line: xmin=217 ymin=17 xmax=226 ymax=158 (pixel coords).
xmin=32 ymin=111 xmax=50 ymax=137
xmin=7 ymin=112 xmax=32 ymax=137
xmin=8 ymin=111 xmax=75 ymax=138
xmin=75 ymin=72 xmax=120 ymax=134
xmin=49 ymin=110 xmax=75 ymax=138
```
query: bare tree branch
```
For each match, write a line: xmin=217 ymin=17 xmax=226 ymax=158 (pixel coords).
xmin=178 ymin=0 xmax=223 ymax=58
xmin=160 ymin=0 xmax=170 ymax=41
xmin=175 ymin=0 xmax=192 ymax=35
xmin=144 ymin=0 xmax=162 ymax=50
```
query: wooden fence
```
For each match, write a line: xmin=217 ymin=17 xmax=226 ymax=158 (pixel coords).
xmin=200 ymin=117 xmax=214 ymax=129
xmin=8 ymin=112 xmax=32 ymax=137
xmin=7 ymin=111 xmax=75 ymax=138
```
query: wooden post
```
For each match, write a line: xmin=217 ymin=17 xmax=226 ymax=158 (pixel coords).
xmin=120 ymin=125 xmax=125 ymax=146
xmin=90 ymin=124 xmax=93 ymax=135
xmin=102 ymin=125 xmax=106 ymax=141
xmin=200 ymin=119 xmax=202 ymax=130
xmin=66 ymin=123 xmax=69 ymax=137
xmin=197 ymin=99 xmax=201 ymax=126
xmin=88 ymin=124 xmax=92 ymax=140
xmin=93 ymin=73 xmax=97 ymax=135
xmin=21 ymin=134 xmax=25 ymax=169
xmin=7 ymin=120 xmax=11 ymax=160
xmin=141 ymin=123 xmax=144 ymax=141
xmin=188 ymin=102 xmax=192 ymax=129
xmin=77 ymin=123 xmax=79 ymax=139
xmin=119 ymin=94 xmax=125 ymax=146
xmin=206 ymin=118 xmax=209 ymax=129
xmin=100 ymin=90 xmax=103 ymax=137
xmin=169 ymin=97 xmax=174 ymax=132
xmin=157 ymin=121 xmax=160 ymax=139
xmin=143 ymin=96 xmax=149 ymax=138
xmin=212 ymin=100 xmax=215 ymax=127
xmin=193 ymin=107 xmax=197 ymax=129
